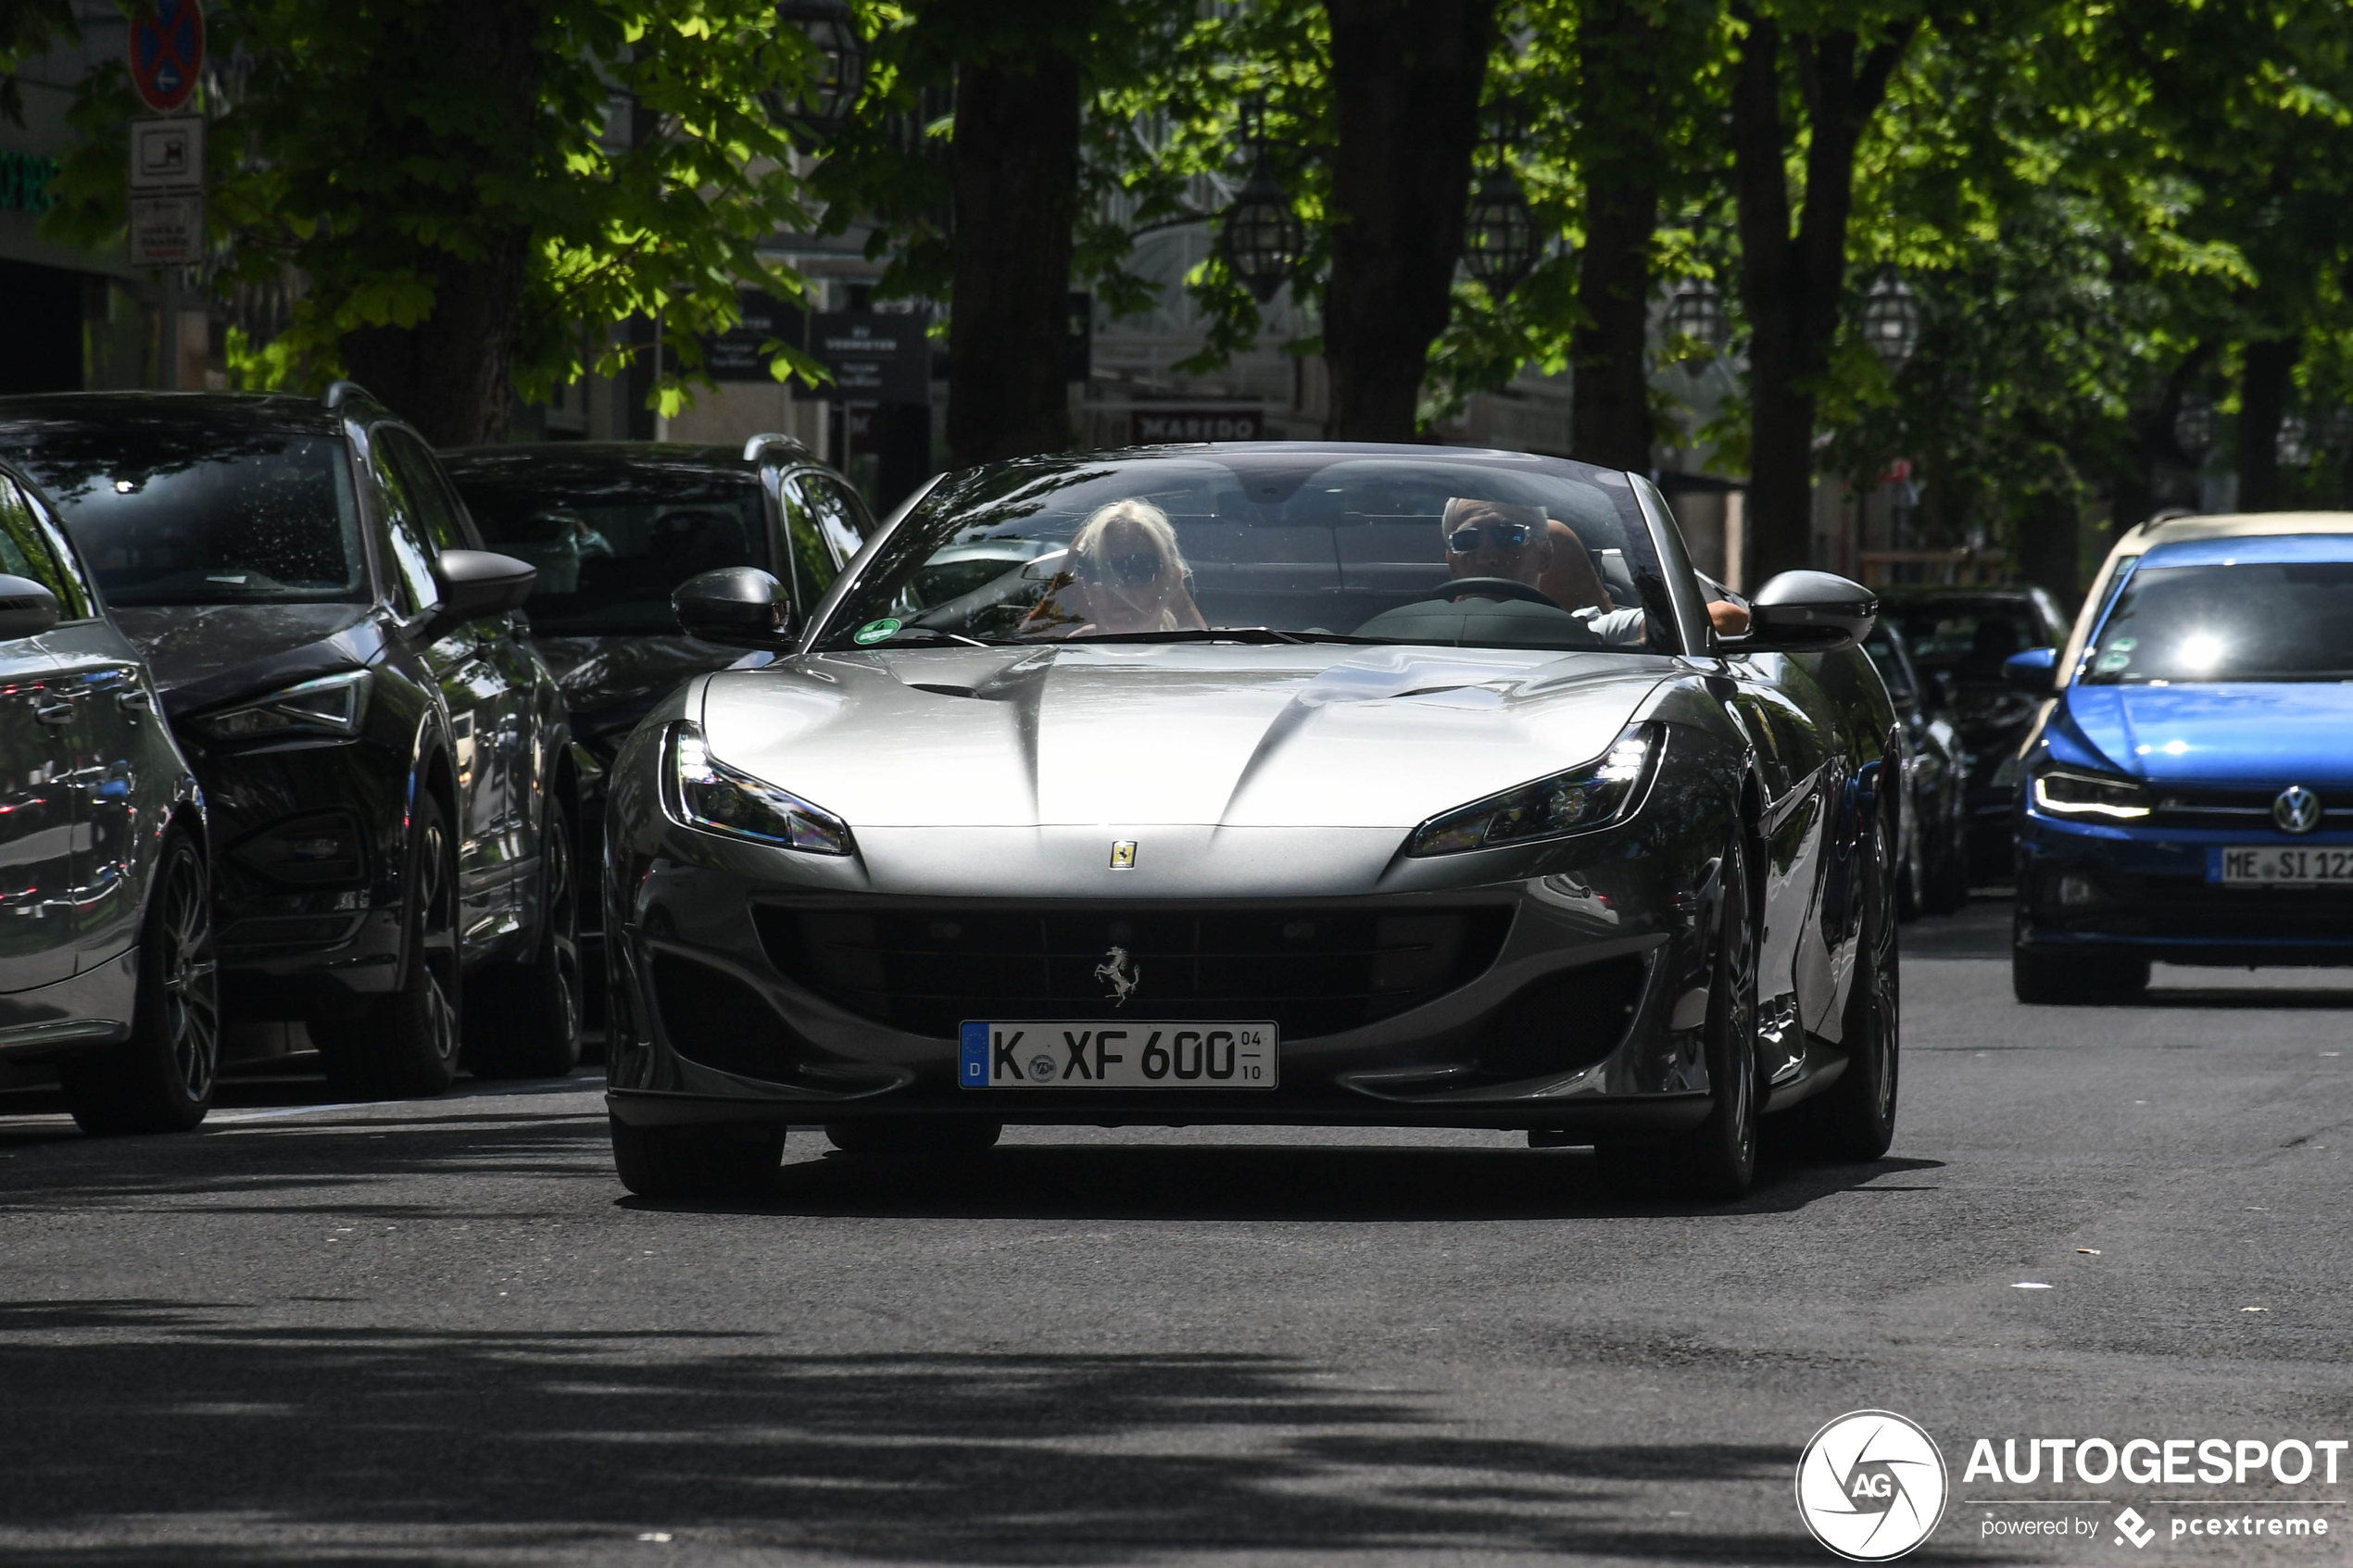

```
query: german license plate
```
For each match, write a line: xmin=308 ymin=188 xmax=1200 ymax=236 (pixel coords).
xmin=2211 ymin=846 xmax=2353 ymax=885
xmin=959 ymin=1022 xmax=1277 ymax=1088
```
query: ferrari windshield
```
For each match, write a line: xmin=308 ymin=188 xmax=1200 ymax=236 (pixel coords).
xmin=815 ymin=449 xmax=1682 ymax=653
xmin=2084 ymin=560 xmax=2353 ymax=684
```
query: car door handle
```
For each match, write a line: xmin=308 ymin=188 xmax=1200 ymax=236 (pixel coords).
xmin=33 ymin=700 xmax=72 ymax=727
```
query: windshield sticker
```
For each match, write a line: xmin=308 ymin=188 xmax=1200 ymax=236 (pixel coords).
xmin=853 ymin=617 xmax=903 ymax=646
xmin=2095 ymin=637 xmax=2135 ymax=673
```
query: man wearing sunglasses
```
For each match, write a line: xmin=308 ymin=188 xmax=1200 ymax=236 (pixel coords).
xmin=1441 ymin=497 xmax=1653 ymax=645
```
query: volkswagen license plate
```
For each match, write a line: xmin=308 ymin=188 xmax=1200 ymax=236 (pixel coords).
xmin=959 ymin=1022 xmax=1277 ymax=1088
xmin=2212 ymin=846 xmax=2353 ymax=885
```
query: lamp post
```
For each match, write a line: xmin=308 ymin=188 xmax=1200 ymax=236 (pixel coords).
xmin=1216 ymin=99 xmax=1307 ymax=305
xmin=1860 ymin=270 xmax=1919 ymax=371
xmin=762 ymin=0 xmax=866 ymax=141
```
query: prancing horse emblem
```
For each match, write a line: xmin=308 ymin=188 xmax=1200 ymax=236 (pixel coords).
xmin=1095 ymin=945 xmax=1141 ymax=1006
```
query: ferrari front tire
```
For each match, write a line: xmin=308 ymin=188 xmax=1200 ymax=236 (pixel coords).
xmin=610 ymin=1116 xmax=785 ymax=1199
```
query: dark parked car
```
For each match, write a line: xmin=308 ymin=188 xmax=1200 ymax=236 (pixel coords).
xmin=438 ymin=437 xmax=875 ymax=1003
xmin=0 ymin=458 xmax=214 ymax=1132
xmin=1881 ymin=586 xmax=2069 ymax=882
xmin=1863 ymin=622 xmax=1970 ymax=917
xmin=0 ymin=389 xmax=581 ymax=1097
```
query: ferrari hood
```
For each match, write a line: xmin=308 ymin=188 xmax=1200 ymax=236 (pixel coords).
xmin=698 ymin=643 xmax=1672 ymax=831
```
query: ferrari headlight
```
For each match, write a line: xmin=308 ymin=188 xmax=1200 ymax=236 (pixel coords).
xmin=664 ymin=720 xmax=852 ymax=855
xmin=195 ymin=670 xmax=372 ymax=741
xmin=1408 ymin=723 xmax=1657 ymax=857
xmin=2031 ymin=767 xmax=2152 ymax=820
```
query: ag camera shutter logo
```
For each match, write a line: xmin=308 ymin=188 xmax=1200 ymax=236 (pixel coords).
xmin=1795 ymin=1410 xmax=1949 ymax=1561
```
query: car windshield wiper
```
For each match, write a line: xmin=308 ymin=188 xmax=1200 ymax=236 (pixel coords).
xmin=1056 ymin=627 xmax=1383 ymax=646
xmin=858 ymin=626 xmax=990 ymax=648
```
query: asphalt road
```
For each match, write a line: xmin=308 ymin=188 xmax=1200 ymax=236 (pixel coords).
xmin=3 ymin=899 xmax=2349 ymax=1566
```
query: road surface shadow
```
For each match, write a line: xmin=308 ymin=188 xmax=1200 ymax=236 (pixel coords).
xmin=655 ymin=1146 xmax=1950 ymax=1223
xmin=0 ymin=1298 xmax=2007 ymax=1565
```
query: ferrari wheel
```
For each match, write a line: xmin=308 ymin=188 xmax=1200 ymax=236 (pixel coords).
xmin=825 ymin=1121 xmax=1002 ymax=1158
xmin=1603 ymin=834 xmax=1761 ymax=1200
xmin=1788 ymin=808 xmax=1900 ymax=1162
xmin=610 ymin=1116 xmax=784 ymax=1199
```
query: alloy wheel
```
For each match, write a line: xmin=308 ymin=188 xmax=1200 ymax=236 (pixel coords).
xmin=416 ymin=819 xmax=460 ymax=1067
xmin=161 ymin=849 xmax=219 ymax=1103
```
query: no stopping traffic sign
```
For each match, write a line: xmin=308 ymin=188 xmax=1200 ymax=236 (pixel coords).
xmin=130 ymin=0 xmax=206 ymax=115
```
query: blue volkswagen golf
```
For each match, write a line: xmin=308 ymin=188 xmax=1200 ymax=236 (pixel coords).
xmin=2007 ymin=519 xmax=2353 ymax=1001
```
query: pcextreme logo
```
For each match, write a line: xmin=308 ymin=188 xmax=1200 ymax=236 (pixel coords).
xmin=1795 ymin=1410 xmax=1951 ymax=1562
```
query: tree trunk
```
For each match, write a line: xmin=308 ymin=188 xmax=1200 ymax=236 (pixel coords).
xmin=2236 ymin=334 xmax=2299 ymax=513
xmin=1728 ymin=4 xmax=1914 ymax=581
xmin=345 ymin=243 xmax=528 ymax=447
xmin=945 ymin=51 xmax=1081 ymax=466
xmin=1569 ymin=0 xmax=1661 ymax=472
xmin=2016 ymin=486 xmax=2081 ymax=612
xmin=337 ymin=0 xmax=539 ymax=447
xmin=1323 ymin=0 xmax=1498 ymax=441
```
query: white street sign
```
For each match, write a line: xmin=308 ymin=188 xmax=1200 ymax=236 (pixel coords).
xmin=130 ymin=193 xmax=204 ymax=266
xmin=129 ymin=116 xmax=203 ymax=193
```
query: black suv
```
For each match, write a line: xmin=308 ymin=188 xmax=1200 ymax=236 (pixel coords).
xmin=438 ymin=437 xmax=875 ymax=1002
xmin=0 ymin=389 xmax=582 ymax=1095
xmin=1881 ymin=585 xmax=2070 ymax=883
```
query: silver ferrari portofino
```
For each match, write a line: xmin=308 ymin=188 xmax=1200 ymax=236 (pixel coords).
xmin=601 ymin=444 xmax=1900 ymax=1201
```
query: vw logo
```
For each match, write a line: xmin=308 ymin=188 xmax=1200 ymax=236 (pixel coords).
xmin=1794 ymin=1410 xmax=1948 ymax=1561
xmin=2274 ymin=784 xmax=2322 ymax=835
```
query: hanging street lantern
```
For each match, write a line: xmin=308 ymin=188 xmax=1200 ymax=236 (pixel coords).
xmin=1219 ymin=164 xmax=1308 ymax=304
xmin=1860 ymin=271 xmax=1919 ymax=370
xmin=1462 ymin=165 xmax=1541 ymax=299
xmin=1666 ymin=281 xmax=1728 ymax=354
xmin=762 ymin=0 xmax=866 ymax=141
xmin=1216 ymin=99 xmax=1305 ymax=305
xmin=2173 ymin=395 xmax=2218 ymax=463
xmin=2276 ymin=413 xmax=2311 ymax=469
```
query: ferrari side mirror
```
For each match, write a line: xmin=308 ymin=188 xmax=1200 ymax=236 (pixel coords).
xmin=0 ymin=574 xmax=59 ymax=641
xmin=675 ymin=567 xmax=795 ymax=648
xmin=1726 ymin=571 xmax=1877 ymax=654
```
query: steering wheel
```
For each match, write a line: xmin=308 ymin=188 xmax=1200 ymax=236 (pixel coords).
xmin=1427 ymin=576 xmax=1558 ymax=608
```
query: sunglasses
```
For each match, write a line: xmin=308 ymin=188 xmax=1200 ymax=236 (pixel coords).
xmin=1448 ymin=521 xmax=1535 ymax=554
xmin=1103 ymin=548 xmax=1165 ymax=587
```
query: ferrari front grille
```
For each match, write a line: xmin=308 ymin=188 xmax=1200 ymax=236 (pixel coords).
xmin=752 ymin=902 xmax=1515 ymax=1040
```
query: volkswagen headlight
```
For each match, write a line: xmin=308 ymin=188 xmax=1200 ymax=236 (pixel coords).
xmin=2031 ymin=767 xmax=2152 ymax=820
xmin=1408 ymin=723 xmax=1658 ymax=857
xmin=195 ymin=670 xmax=372 ymax=741
xmin=663 ymin=720 xmax=852 ymax=855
